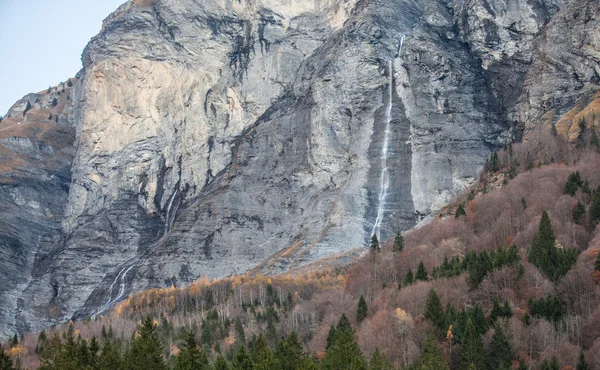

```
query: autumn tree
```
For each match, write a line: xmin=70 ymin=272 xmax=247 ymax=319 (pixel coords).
xmin=356 ymin=295 xmax=368 ymax=324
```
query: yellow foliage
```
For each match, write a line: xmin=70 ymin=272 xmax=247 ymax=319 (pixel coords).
xmin=395 ymin=308 xmax=412 ymax=322
xmin=9 ymin=345 xmax=27 ymax=357
xmin=446 ymin=325 xmax=454 ymax=342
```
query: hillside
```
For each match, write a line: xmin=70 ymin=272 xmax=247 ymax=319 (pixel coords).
xmin=1 ymin=0 xmax=600 ymax=338
xmin=3 ymin=123 xmax=600 ymax=369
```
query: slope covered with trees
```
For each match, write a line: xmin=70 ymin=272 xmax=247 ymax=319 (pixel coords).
xmin=3 ymin=124 xmax=600 ymax=369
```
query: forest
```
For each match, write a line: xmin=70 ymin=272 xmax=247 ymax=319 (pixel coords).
xmin=2 ymin=124 xmax=600 ymax=369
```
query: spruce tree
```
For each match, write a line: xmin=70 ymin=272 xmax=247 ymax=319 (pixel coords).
xmin=325 ymin=325 xmax=337 ymax=350
xmin=214 ymin=355 xmax=231 ymax=370
xmin=419 ymin=332 xmax=449 ymax=370
xmin=576 ymin=351 xmax=590 ymax=370
xmin=369 ymin=348 xmax=392 ymax=370
xmin=174 ymin=331 xmax=209 ymax=370
xmin=0 ymin=349 xmax=15 ymax=370
xmin=423 ymin=289 xmax=445 ymax=331
xmin=251 ymin=334 xmax=278 ymax=370
xmin=322 ymin=318 xmax=367 ymax=370
xmin=356 ymin=295 xmax=368 ymax=324
xmin=591 ymin=187 xmax=600 ymax=225
xmin=98 ymin=339 xmax=123 ymax=370
xmin=415 ymin=261 xmax=428 ymax=281
xmin=337 ymin=314 xmax=352 ymax=333
xmin=233 ymin=345 xmax=253 ymax=370
xmin=459 ymin=319 xmax=485 ymax=370
xmin=123 ymin=315 xmax=167 ymax=370
xmin=235 ymin=317 xmax=246 ymax=345
xmin=402 ymin=267 xmax=414 ymax=287
xmin=393 ymin=232 xmax=404 ymax=252
xmin=517 ymin=358 xmax=527 ymax=370
xmin=275 ymin=332 xmax=304 ymax=370
xmin=573 ymin=201 xmax=586 ymax=224
xmin=487 ymin=325 xmax=512 ymax=370
xmin=455 ymin=204 xmax=466 ymax=218
xmin=370 ymin=234 xmax=380 ymax=252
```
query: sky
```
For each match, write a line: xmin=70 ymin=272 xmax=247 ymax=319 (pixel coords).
xmin=0 ymin=0 xmax=126 ymax=115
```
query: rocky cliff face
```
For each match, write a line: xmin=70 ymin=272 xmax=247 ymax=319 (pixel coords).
xmin=1 ymin=0 xmax=598 ymax=336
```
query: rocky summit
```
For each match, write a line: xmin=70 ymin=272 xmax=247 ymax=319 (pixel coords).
xmin=0 ymin=0 xmax=598 ymax=337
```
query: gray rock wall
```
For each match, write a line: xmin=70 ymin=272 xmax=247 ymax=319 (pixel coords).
xmin=1 ymin=0 xmax=599 ymax=336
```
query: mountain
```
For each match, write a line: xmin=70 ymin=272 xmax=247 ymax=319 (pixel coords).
xmin=0 ymin=0 xmax=598 ymax=338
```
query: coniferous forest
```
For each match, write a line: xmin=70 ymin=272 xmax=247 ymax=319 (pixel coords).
xmin=2 ymin=127 xmax=600 ymax=369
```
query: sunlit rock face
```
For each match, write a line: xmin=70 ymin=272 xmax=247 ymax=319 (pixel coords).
xmin=0 ymin=0 xmax=598 ymax=336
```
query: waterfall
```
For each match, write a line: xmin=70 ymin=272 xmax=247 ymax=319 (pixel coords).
xmin=371 ymin=36 xmax=405 ymax=241
xmin=164 ymin=189 xmax=179 ymax=234
xmin=92 ymin=264 xmax=134 ymax=318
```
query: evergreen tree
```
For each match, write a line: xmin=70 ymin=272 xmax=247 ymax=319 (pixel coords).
xmin=0 ymin=349 xmax=15 ymax=370
xmin=98 ymin=339 xmax=123 ymax=370
xmin=591 ymin=187 xmax=600 ymax=225
xmin=370 ymin=234 xmax=380 ymax=252
xmin=402 ymin=267 xmax=414 ymax=287
xmin=325 ymin=325 xmax=336 ymax=350
xmin=356 ymin=295 xmax=368 ymax=324
xmin=251 ymin=334 xmax=278 ymax=370
xmin=455 ymin=204 xmax=467 ymax=218
xmin=235 ymin=317 xmax=246 ymax=345
xmin=566 ymin=172 xmax=583 ymax=196
xmin=459 ymin=319 xmax=485 ymax=370
xmin=423 ymin=289 xmax=445 ymax=331
xmin=275 ymin=331 xmax=304 ymax=370
xmin=528 ymin=211 xmax=579 ymax=282
xmin=517 ymin=358 xmax=527 ymax=370
xmin=214 ymin=355 xmax=231 ymax=370
xmin=415 ymin=261 xmax=428 ymax=281
xmin=51 ymin=97 xmax=58 ymax=107
xmin=487 ymin=325 xmax=512 ymax=370
xmin=174 ymin=331 xmax=209 ymax=370
xmin=591 ymin=130 xmax=600 ymax=152
xmin=575 ymin=350 xmax=589 ymax=370
xmin=393 ymin=232 xmax=405 ymax=252
xmin=233 ymin=345 xmax=253 ymax=370
xmin=595 ymin=252 xmax=600 ymax=275
xmin=123 ymin=315 xmax=167 ymax=370
xmin=419 ymin=332 xmax=449 ymax=370
xmin=573 ymin=201 xmax=586 ymax=224
xmin=369 ymin=348 xmax=392 ymax=370
xmin=322 ymin=318 xmax=367 ymax=370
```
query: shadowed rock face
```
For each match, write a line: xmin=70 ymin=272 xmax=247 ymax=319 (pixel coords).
xmin=0 ymin=0 xmax=598 ymax=336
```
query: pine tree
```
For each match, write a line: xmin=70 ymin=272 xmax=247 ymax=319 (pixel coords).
xmin=370 ymin=234 xmax=380 ymax=252
xmin=356 ymin=295 xmax=368 ymax=324
xmin=322 ymin=318 xmax=367 ymax=370
xmin=393 ymin=232 xmax=404 ymax=252
xmin=233 ymin=345 xmax=253 ymax=370
xmin=576 ymin=351 xmax=590 ymax=370
xmin=573 ymin=201 xmax=586 ymax=224
xmin=591 ymin=187 xmax=600 ymax=225
xmin=455 ymin=204 xmax=467 ymax=218
xmin=275 ymin=332 xmax=304 ymax=370
xmin=591 ymin=130 xmax=600 ymax=151
xmin=214 ymin=355 xmax=231 ymax=370
xmin=419 ymin=332 xmax=449 ymax=370
xmin=0 ymin=349 xmax=15 ymax=370
xmin=459 ymin=319 xmax=485 ymax=370
xmin=235 ymin=317 xmax=246 ymax=345
xmin=415 ymin=261 xmax=428 ymax=281
xmin=123 ymin=315 xmax=167 ymax=370
xmin=98 ymin=339 xmax=123 ymax=370
xmin=369 ymin=348 xmax=392 ymax=370
xmin=528 ymin=211 xmax=579 ymax=282
xmin=326 ymin=325 xmax=337 ymax=350
xmin=423 ymin=289 xmax=445 ymax=331
xmin=251 ymin=334 xmax=278 ymax=370
xmin=566 ymin=172 xmax=583 ymax=196
xmin=174 ymin=331 xmax=209 ymax=370
xmin=487 ymin=325 xmax=512 ymax=370
xmin=402 ymin=267 xmax=414 ymax=287
xmin=517 ymin=358 xmax=527 ymax=370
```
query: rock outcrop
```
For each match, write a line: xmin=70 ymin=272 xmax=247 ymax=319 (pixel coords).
xmin=0 ymin=0 xmax=598 ymax=336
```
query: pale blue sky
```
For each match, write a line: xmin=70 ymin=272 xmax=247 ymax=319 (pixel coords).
xmin=0 ymin=0 xmax=126 ymax=115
